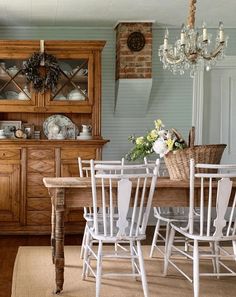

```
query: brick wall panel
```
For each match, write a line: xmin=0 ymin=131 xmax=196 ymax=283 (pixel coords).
xmin=115 ymin=22 xmax=152 ymax=79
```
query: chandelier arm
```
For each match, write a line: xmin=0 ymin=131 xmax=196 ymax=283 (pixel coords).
xmin=164 ymin=51 xmax=185 ymax=65
xmin=199 ymin=43 xmax=225 ymax=61
xmin=181 ymin=46 xmax=199 ymax=63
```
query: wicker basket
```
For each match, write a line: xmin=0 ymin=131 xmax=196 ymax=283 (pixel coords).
xmin=164 ymin=127 xmax=226 ymax=180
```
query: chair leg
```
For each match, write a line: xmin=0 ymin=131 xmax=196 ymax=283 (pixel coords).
xmin=214 ymin=241 xmax=220 ymax=279
xmin=184 ymin=238 xmax=189 ymax=253
xmin=149 ymin=219 xmax=161 ymax=258
xmin=232 ymin=240 xmax=236 ymax=261
xmin=80 ymin=224 xmax=88 ymax=259
xmin=96 ymin=240 xmax=103 ymax=297
xmin=114 ymin=242 xmax=118 ymax=254
xmin=164 ymin=222 xmax=170 ymax=255
xmin=193 ymin=239 xmax=199 ymax=297
xmin=163 ymin=227 xmax=175 ymax=276
xmin=86 ymin=232 xmax=94 ymax=278
xmin=130 ymin=241 xmax=137 ymax=278
xmin=209 ymin=242 xmax=217 ymax=274
xmin=82 ymin=227 xmax=91 ymax=279
xmin=137 ymin=241 xmax=149 ymax=297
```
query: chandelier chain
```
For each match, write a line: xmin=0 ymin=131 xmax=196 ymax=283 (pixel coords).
xmin=188 ymin=0 xmax=197 ymax=28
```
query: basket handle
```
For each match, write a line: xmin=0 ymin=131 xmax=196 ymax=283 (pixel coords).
xmin=188 ymin=126 xmax=195 ymax=147
xmin=172 ymin=128 xmax=187 ymax=147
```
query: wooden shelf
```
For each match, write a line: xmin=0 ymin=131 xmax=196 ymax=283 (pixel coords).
xmin=0 ymin=138 xmax=108 ymax=145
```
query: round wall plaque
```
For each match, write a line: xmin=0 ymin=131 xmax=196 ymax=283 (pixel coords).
xmin=127 ymin=31 xmax=146 ymax=52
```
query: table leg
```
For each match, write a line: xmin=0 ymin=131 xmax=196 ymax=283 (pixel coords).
xmin=54 ymin=208 xmax=65 ymax=294
xmin=51 ymin=204 xmax=55 ymax=264
xmin=52 ymin=188 xmax=65 ymax=294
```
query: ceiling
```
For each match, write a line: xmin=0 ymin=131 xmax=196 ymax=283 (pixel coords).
xmin=0 ymin=0 xmax=235 ymax=28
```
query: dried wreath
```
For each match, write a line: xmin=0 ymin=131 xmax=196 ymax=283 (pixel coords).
xmin=22 ymin=52 xmax=60 ymax=92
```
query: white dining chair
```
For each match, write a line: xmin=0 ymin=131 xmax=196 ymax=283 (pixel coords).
xmin=78 ymin=157 xmax=125 ymax=259
xmin=82 ymin=160 xmax=159 ymax=297
xmin=164 ymin=159 xmax=236 ymax=297
xmin=144 ymin=157 xmax=188 ymax=259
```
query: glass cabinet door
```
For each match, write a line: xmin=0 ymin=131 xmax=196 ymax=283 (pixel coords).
xmin=46 ymin=57 xmax=93 ymax=106
xmin=0 ymin=59 xmax=35 ymax=104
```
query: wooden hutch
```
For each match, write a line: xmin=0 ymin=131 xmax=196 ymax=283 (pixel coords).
xmin=0 ymin=40 xmax=108 ymax=234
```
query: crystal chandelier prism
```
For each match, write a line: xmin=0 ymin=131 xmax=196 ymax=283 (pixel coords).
xmin=159 ymin=0 xmax=228 ymax=77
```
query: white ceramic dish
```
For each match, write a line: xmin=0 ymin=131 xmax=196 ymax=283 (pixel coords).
xmin=5 ymin=91 xmax=18 ymax=99
xmin=0 ymin=135 xmax=7 ymax=139
xmin=18 ymin=86 xmax=30 ymax=100
xmin=58 ymin=62 xmax=72 ymax=73
xmin=7 ymin=66 xmax=19 ymax=76
xmin=77 ymin=135 xmax=92 ymax=140
xmin=68 ymin=89 xmax=86 ymax=100
xmin=54 ymin=94 xmax=67 ymax=100
xmin=68 ymin=95 xmax=85 ymax=101
xmin=43 ymin=114 xmax=78 ymax=138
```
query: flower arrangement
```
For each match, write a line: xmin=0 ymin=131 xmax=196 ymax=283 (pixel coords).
xmin=125 ymin=119 xmax=187 ymax=161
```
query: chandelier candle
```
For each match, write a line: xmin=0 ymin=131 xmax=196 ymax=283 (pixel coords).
xmin=159 ymin=0 xmax=228 ymax=77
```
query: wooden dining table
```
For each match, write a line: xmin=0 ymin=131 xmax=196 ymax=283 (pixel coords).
xmin=43 ymin=176 xmax=230 ymax=293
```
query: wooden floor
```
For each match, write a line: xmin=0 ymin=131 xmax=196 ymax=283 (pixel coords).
xmin=0 ymin=227 xmax=155 ymax=297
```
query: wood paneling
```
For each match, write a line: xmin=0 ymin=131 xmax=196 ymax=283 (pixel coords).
xmin=28 ymin=149 xmax=54 ymax=160
xmin=61 ymin=147 xmax=96 ymax=160
xmin=0 ymin=164 xmax=20 ymax=223
xmin=27 ymin=160 xmax=55 ymax=173
xmin=27 ymin=198 xmax=51 ymax=211
xmin=61 ymin=164 xmax=79 ymax=177
xmin=27 ymin=172 xmax=55 ymax=186
xmin=27 ymin=211 xmax=51 ymax=225
xmin=27 ymin=185 xmax=50 ymax=198
xmin=0 ymin=142 xmax=106 ymax=233
xmin=0 ymin=150 xmax=20 ymax=160
xmin=66 ymin=210 xmax=84 ymax=222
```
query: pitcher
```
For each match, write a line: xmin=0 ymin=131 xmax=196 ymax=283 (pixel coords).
xmin=81 ymin=125 xmax=92 ymax=135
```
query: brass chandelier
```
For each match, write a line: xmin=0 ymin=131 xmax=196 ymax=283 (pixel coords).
xmin=159 ymin=0 xmax=228 ymax=77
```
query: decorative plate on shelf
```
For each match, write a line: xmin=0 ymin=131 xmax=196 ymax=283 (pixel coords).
xmin=43 ymin=114 xmax=78 ymax=139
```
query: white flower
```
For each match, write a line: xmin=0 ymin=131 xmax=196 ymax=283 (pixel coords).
xmin=153 ymin=138 xmax=169 ymax=158
xmin=166 ymin=131 xmax=172 ymax=139
xmin=157 ymin=129 xmax=166 ymax=137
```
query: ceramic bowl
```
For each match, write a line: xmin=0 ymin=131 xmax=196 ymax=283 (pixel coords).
xmin=54 ymin=94 xmax=67 ymax=100
xmin=7 ymin=66 xmax=19 ymax=76
xmin=68 ymin=89 xmax=85 ymax=100
xmin=5 ymin=91 xmax=18 ymax=99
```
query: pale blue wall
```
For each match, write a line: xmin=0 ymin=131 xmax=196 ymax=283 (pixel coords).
xmin=0 ymin=26 xmax=233 ymax=160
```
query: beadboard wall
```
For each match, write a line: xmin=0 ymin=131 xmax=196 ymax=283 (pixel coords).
xmin=0 ymin=26 xmax=235 ymax=160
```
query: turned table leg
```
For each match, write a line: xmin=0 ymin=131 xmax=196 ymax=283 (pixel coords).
xmin=51 ymin=204 xmax=56 ymax=264
xmin=55 ymin=208 xmax=65 ymax=293
xmin=51 ymin=188 xmax=65 ymax=294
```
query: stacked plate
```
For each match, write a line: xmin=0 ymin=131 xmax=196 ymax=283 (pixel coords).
xmin=77 ymin=131 xmax=92 ymax=140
